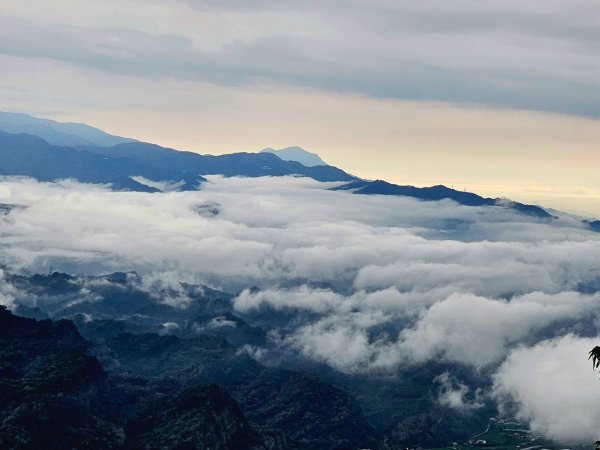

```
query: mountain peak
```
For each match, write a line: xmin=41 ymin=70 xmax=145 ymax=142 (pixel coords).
xmin=260 ymin=146 xmax=328 ymax=167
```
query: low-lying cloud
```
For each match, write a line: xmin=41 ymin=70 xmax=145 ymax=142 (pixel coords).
xmin=1 ymin=174 xmax=600 ymax=441
xmin=434 ymin=372 xmax=485 ymax=412
xmin=493 ymin=335 xmax=600 ymax=444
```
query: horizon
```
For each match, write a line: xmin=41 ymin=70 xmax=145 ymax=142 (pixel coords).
xmin=4 ymin=109 xmax=600 ymax=217
xmin=1 ymin=0 xmax=599 ymax=216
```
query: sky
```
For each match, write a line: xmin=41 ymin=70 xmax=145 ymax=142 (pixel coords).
xmin=1 ymin=0 xmax=599 ymax=214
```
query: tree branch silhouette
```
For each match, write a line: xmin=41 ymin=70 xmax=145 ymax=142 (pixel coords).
xmin=590 ymin=347 xmax=600 ymax=450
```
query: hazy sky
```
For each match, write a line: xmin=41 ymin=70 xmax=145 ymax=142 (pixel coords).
xmin=1 ymin=0 xmax=599 ymax=214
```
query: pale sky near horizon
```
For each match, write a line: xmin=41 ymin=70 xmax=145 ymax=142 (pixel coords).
xmin=1 ymin=0 xmax=599 ymax=215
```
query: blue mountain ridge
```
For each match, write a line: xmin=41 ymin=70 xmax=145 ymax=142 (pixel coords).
xmin=334 ymin=179 xmax=552 ymax=218
xmin=0 ymin=131 xmax=200 ymax=192
xmin=261 ymin=146 xmax=328 ymax=167
xmin=0 ymin=111 xmax=135 ymax=147
xmin=0 ymin=113 xmax=570 ymax=221
xmin=78 ymin=141 xmax=354 ymax=182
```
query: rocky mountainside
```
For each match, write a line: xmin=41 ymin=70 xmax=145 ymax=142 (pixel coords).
xmin=0 ymin=306 xmax=273 ymax=450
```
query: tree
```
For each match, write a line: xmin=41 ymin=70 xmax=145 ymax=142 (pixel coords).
xmin=590 ymin=347 xmax=600 ymax=370
xmin=590 ymin=347 xmax=600 ymax=450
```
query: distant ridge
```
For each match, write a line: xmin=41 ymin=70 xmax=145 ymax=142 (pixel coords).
xmin=261 ymin=146 xmax=328 ymax=167
xmin=0 ymin=130 xmax=354 ymax=192
xmin=0 ymin=131 xmax=202 ymax=192
xmin=584 ymin=220 xmax=600 ymax=232
xmin=335 ymin=179 xmax=553 ymax=218
xmin=0 ymin=112 xmax=559 ymax=220
xmin=0 ymin=111 xmax=135 ymax=147
xmin=83 ymin=141 xmax=354 ymax=183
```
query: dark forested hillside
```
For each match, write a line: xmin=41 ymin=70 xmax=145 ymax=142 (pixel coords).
xmin=0 ymin=305 xmax=272 ymax=450
xmin=0 ymin=271 xmax=383 ymax=450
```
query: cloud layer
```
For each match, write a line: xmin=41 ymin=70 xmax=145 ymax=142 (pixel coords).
xmin=1 ymin=175 xmax=600 ymax=441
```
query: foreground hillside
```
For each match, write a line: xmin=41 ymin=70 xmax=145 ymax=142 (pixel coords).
xmin=1 ymin=303 xmax=383 ymax=449
xmin=0 ymin=305 xmax=270 ymax=450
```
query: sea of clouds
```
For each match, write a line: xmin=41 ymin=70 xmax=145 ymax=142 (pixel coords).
xmin=1 ymin=174 xmax=600 ymax=442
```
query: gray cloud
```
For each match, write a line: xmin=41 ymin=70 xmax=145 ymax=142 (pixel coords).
xmin=1 ymin=0 xmax=598 ymax=116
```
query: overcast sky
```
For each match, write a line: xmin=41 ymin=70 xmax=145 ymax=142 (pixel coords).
xmin=1 ymin=0 xmax=599 ymax=214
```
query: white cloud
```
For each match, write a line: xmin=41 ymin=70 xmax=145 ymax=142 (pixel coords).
xmin=434 ymin=372 xmax=484 ymax=412
xmin=130 ymin=176 xmax=186 ymax=192
xmin=493 ymin=334 xmax=600 ymax=444
xmin=0 ymin=268 xmax=20 ymax=309
xmin=398 ymin=291 xmax=599 ymax=368
xmin=264 ymin=289 xmax=599 ymax=372
xmin=1 ymin=175 xmax=600 ymax=370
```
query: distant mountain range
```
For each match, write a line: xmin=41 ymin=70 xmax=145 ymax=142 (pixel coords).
xmin=335 ymin=179 xmax=553 ymax=218
xmin=0 ymin=111 xmax=586 ymax=223
xmin=0 ymin=111 xmax=135 ymax=147
xmin=79 ymin=141 xmax=354 ymax=183
xmin=261 ymin=146 xmax=328 ymax=167
xmin=0 ymin=131 xmax=194 ymax=192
